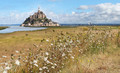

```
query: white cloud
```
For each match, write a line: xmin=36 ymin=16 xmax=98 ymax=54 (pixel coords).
xmin=77 ymin=5 xmax=89 ymax=10
xmin=0 ymin=11 xmax=35 ymax=24
xmin=72 ymin=12 xmax=76 ymax=15
xmin=49 ymin=3 xmax=120 ymax=24
xmin=1 ymin=3 xmax=120 ymax=24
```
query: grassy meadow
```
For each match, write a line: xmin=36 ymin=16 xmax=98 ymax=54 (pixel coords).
xmin=0 ymin=26 xmax=120 ymax=73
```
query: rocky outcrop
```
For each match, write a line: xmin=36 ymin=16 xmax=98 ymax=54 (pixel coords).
xmin=21 ymin=8 xmax=60 ymax=27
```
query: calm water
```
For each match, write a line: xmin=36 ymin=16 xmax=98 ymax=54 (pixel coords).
xmin=0 ymin=24 xmax=119 ymax=33
xmin=0 ymin=26 xmax=46 ymax=33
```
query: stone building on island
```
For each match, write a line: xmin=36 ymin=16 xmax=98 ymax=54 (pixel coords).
xmin=21 ymin=7 xmax=60 ymax=27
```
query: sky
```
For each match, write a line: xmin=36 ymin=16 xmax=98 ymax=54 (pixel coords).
xmin=0 ymin=0 xmax=120 ymax=24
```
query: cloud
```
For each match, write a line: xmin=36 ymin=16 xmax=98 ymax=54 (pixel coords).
xmin=1 ymin=3 xmax=120 ymax=24
xmin=49 ymin=3 xmax=120 ymax=24
xmin=77 ymin=5 xmax=89 ymax=10
xmin=0 ymin=11 xmax=35 ymax=24
xmin=75 ymin=3 xmax=120 ymax=23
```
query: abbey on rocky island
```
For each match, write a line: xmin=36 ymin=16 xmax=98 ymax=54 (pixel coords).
xmin=21 ymin=8 xmax=60 ymax=27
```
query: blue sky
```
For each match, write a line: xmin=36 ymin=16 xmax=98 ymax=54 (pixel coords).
xmin=0 ymin=0 xmax=120 ymax=24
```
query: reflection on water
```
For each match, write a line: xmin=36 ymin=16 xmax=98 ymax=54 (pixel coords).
xmin=0 ymin=26 xmax=46 ymax=33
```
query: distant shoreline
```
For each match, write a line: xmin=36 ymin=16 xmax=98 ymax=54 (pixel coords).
xmin=0 ymin=24 xmax=120 ymax=27
xmin=0 ymin=26 xmax=8 ymax=30
xmin=60 ymin=24 xmax=120 ymax=26
xmin=1 ymin=24 xmax=120 ymax=33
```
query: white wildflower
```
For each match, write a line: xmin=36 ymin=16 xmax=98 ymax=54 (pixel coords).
xmin=15 ymin=60 xmax=20 ymax=66
xmin=51 ymin=43 xmax=53 ymax=46
xmin=76 ymin=40 xmax=79 ymax=42
xmin=39 ymin=68 xmax=42 ymax=70
xmin=70 ymin=40 xmax=73 ymax=43
xmin=4 ymin=63 xmax=8 ymax=66
xmin=30 ymin=61 xmax=32 ymax=64
xmin=44 ymin=57 xmax=48 ymax=61
xmin=54 ymin=63 xmax=57 ymax=66
xmin=15 ymin=50 xmax=19 ymax=53
xmin=46 ymin=60 xmax=50 ymax=64
xmin=33 ymin=60 xmax=37 ymax=64
xmin=34 ymin=64 xmax=38 ymax=67
xmin=64 ymin=45 xmax=66 ymax=47
xmin=2 ymin=56 xmax=7 ymax=58
xmin=42 ymin=66 xmax=48 ymax=69
xmin=71 ymin=56 xmax=74 ymax=59
xmin=45 ymin=52 xmax=49 ymax=56
xmin=3 ymin=70 xmax=7 ymax=73
xmin=47 ymin=70 xmax=49 ymax=72
xmin=46 ymin=39 xmax=49 ymax=42
xmin=51 ymin=66 xmax=55 ymax=69
xmin=3 ymin=66 xmax=11 ymax=73
xmin=59 ymin=70 xmax=61 ymax=72
xmin=50 ymin=62 xmax=53 ymax=65
xmin=62 ymin=53 xmax=65 ymax=57
xmin=5 ymin=66 xmax=11 ymax=70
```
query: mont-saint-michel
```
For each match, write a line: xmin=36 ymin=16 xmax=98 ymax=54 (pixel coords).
xmin=0 ymin=0 xmax=120 ymax=73
xmin=21 ymin=8 xmax=60 ymax=27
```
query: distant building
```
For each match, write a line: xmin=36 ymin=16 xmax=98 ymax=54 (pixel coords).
xmin=21 ymin=7 xmax=60 ymax=27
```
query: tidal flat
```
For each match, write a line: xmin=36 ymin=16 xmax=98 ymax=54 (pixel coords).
xmin=0 ymin=26 xmax=120 ymax=73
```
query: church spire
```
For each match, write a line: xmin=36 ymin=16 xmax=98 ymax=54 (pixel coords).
xmin=38 ymin=7 xmax=40 ymax=11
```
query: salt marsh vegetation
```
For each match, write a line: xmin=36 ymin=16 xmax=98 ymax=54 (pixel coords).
xmin=0 ymin=26 xmax=120 ymax=73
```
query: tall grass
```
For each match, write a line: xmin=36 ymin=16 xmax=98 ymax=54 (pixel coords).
xmin=0 ymin=26 xmax=119 ymax=73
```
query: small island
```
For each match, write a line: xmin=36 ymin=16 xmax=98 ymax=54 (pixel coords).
xmin=21 ymin=7 xmax=60 ymax=27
